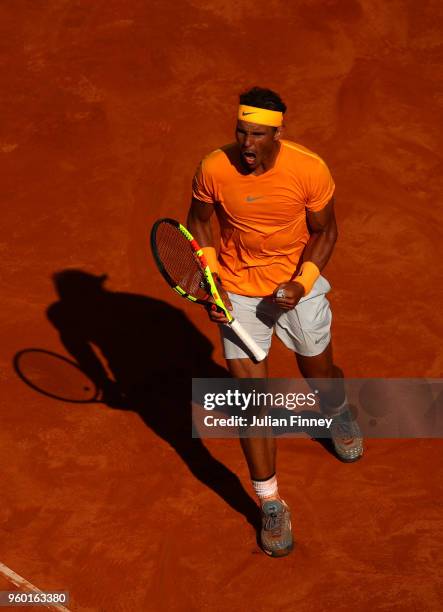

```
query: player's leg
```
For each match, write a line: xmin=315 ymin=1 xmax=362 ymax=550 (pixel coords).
xmin=227 ymin=356 xmax=276 ymax=480
xmin=221 ymin=295 xmax=293 ymax=557
xmin=295 ymin=342 xmax=347 ymax=411
xmin=275 ymin=276 xmax=363 ymax=461
xmin=296 ymin=344 xmax=363 ymax=461
xmin=228 ymin=355 xmax=292 ymax=557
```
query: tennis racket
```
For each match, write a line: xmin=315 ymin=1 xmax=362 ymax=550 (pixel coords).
xmin=150 ymin=218 xmax=266 ymax=362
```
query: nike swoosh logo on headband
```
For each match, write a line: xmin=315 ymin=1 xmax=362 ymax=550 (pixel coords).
xmin=242 ymin=111 xmax=255 ymax=116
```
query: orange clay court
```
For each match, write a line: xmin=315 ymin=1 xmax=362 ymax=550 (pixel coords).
xmin=1 ymin=1 xmax=442 ymax=611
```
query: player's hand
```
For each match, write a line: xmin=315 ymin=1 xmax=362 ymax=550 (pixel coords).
xmin=207 ymin=275 xmax=233 ymax=323
xmin=273 ymin=281 xmax=304 ymax=310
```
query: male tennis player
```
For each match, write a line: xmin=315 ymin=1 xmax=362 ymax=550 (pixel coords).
xmin=187 ymin=86 xmax=363 ymax=557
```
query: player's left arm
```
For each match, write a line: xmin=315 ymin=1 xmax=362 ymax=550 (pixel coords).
xmin=273 ymin=197 xmax=337 ymax=309
xmin=302 ymin=196 xmax=337 ymax=269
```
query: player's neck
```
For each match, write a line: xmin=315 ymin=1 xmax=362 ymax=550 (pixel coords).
xmin=252 ymin=142 xmax=281 ymax=176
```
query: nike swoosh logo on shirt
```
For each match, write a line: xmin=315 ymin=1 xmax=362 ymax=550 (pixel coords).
xmin=246 ymin=195 xmax=264 ymax=202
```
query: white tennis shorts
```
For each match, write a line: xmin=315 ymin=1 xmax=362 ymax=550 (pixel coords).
xmin=220 ymin=275 xmax=332 ymax=359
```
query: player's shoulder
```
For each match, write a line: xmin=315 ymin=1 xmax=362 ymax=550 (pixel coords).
xmin=198 ymin=143 xmax=236 ymax=174
xmin=280 ymin=139 xmax=330 ymax=170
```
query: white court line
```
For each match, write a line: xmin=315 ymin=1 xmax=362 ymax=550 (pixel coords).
xmin=0 ymin=562 xmax=71 ymax=611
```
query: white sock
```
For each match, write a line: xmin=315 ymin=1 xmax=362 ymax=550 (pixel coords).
xmin=252 ymin=474 xmax=280 ymax=504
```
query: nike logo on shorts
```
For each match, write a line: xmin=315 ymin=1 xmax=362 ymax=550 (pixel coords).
xmin=314 ymin=334 xmax=330 ymax=344
xmin=246 ymin=195 xmax=263 ymax=202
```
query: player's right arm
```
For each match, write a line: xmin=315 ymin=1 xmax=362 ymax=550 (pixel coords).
xmin=187 ymin=197 xmax=232 ymax=322
xmin=187 ymin=196 xmax=215 ymax=249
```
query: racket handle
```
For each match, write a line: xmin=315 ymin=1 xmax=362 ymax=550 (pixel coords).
xmin=228 ymin=318 xmax=267 ymax=362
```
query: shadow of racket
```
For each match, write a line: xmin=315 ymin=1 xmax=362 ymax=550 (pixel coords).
xmin=14 ymin=348 xmax=102 ymax=403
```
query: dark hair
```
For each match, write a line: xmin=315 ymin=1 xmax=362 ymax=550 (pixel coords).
xmin=239 ymin=86 xmax=287 ymax=113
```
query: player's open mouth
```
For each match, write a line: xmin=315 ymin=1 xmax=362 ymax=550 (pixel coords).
xmin=242 ymin=151 xmax=256 ymax=165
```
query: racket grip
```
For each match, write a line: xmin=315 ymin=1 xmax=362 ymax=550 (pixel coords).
xmin=228 ymin=318 xmax=267 ymax=362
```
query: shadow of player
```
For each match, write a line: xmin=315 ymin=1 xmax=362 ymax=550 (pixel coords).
xmin=46 ymin=269 xmax=260 ymax=529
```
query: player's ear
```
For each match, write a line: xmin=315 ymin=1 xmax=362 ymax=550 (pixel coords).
xmin=274 ymin=125 xmax=283 ymax=141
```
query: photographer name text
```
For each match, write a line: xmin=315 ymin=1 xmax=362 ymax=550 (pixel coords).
xmin=203 ymin=415 xmax=333 ymax=428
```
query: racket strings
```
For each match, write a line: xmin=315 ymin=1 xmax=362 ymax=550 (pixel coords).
xmin=155 ymin=223 xmax=209 ymax=298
